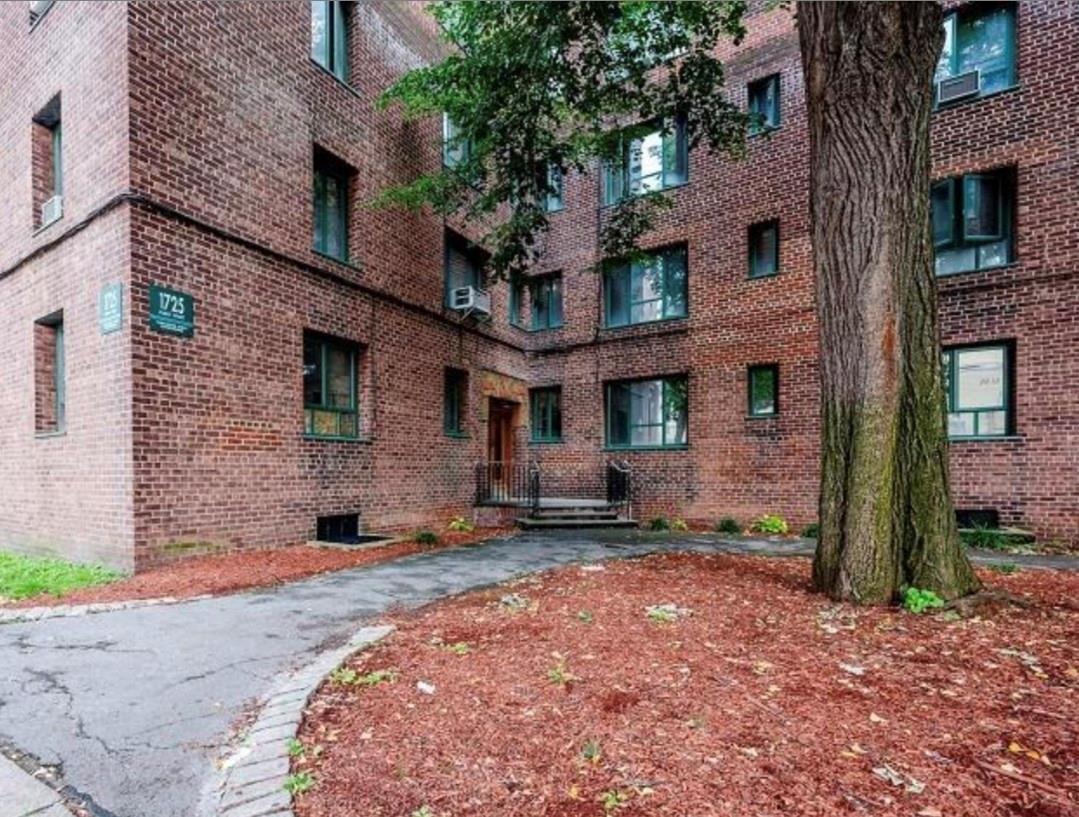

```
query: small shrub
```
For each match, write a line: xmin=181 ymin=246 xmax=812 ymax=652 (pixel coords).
xmin=581 ymin=739 xmax=602 ymax=764
xmin=445 ymin=641 xmax=471 ymax=655
xmin=802 ymin=522 xmax=820 ymax=539
xmin=753 ymin=514 xmax=789 ymax=535
xmin=329 ymin=667 xmax=359 ymax=685
xmin=447 ymin=516 xmax=475 ymax=533
xmin=413 ymin=530 xmax=440 ymax=546
xmin=903 ymin=586 xmax=945 ymax=614
xmin=286 ymin=738 xmax=305 ymax=758
xmin=647 ymin=516 xmax=671 ymax=531
xmin=715 ymin=517 xmax=741 ymax=535
xmin=357 ymin=669 xmax=397 ymax=687
xmin=283 ymin=772 xmax=315 ymax=796
xmin=988 ymin=562 xmax=1020 ymax=575
xmin=600 ymin=789 xmax=631 ymax=812
xmin=671 ymin=518 xmax=689 ymax=532
xmin=577 ymin=609 xmax=594 ymax=624
xmin=547 ymin=659 xmax=578 ymax=686
xmin=963 ymin=524 xmax=1008 ymax=551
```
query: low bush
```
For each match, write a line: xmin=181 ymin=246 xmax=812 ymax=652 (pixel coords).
xmin=753 ymin=514 xmax=789 ymax=535
xmin=647 ymin=516 xmax=671 ymax=532
xmin=447 ymin=516 xmax=475 ymax=533
xmin=802 ymin=522 xmax=820 ymax=539
xmin=902 ymin=586 xmax=945 ymax=614
xmin=671 ymin=518 xmax=689 ymax=532
xmin=714 ymin=517 xmax=741 ymax=535
xmin=412 ymin=530 xmax=440 ymax=547
xmin=962 ymin=524 xmax=1008 ymax=551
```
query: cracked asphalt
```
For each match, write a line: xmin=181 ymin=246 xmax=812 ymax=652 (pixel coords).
xmin=0 ymin=530 xmax=1072 ymax=817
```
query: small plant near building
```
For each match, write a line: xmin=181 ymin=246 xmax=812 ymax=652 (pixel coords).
xmin=447 ymin=516 xmax=475 ymax=533
xmin=286 ymin=738 xmax=305 ymax=758
xmin=413 ymin=530 xmax=440 ymax=547
xmin=963 ymin=524 xmax=1008 ymax=551
xmin=329 ymin=667 xmax=359 ymax=685
xmin=283 ymin=771 xmax=315 ymax=796
xmin=0 ymin=552 xmax=121 ymax=601
xmin=802 ymin=522 xmax=820 ymax=539
xmin=646 ymin=603 xmax=691 ymax=623
xmin=753 ymin=514 xmax=789 ymax=535
xmin=330 ymin=666 xmax=397 ymax=687
xmin=902 ymin=586 xmax=945 ymax=614
xmin=600 ymin=789 xmax=631 ymax=812
xmin=581 ymin=739 xmax=602 ymax=764
xmin=445 ymin=641 xmax=471 ymax=655
xmin=647 ymin=516 xmax=671 ymax=531
xmin=714 ymin=517 xmax=741 ymax=535
xmin=577 ymin=609 xmax=594 ymax=624
xmin=671 ymin=518 xmax=689 ymax=531
xmin=411 ymin=807 xmax=434 ymax=817
xmin=988 ymin=563 xmax=1020 ymax=575
xmin=547 ymin=657 xmax=578 ymax=687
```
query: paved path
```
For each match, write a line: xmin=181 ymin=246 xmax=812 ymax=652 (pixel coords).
xmin=0 ymin=531 xmax=1074 ymax=817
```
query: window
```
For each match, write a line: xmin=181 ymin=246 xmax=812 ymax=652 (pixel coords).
xmin=943 ymin=344 xmax=1012 ymax=439
xmin=604 ymin=245 xmax=687 ymax=328
xmin=747 ymin=74 xmax=781 ymax=133
xmin=32 ymin=95 xmax=62 ymax=229
xmin=936 ymin=4 xmax=1016 ymax=102
xmin=748 ymin=220 xmax=779 ymax=278
xmin=311 ymin=0 xmax=349 ymax=82
xmin=606 ymin=377 xmax=688 ymax=449
xmin=34 ymin=313 xmax=65 ymax=434
xmin=543 ymin=165 xmax=564 ymax=212
xmin=444 ymin=229 xmax=486 ymax=306
xmin=530 ymin=387 xmax=563 ymax=442
xmin=443 ymin=113 xmax=473 ymax=169
xmin=509 ymin=280 xmax=524 ymax=327
xmin=531 ymin=274 xmax=564 ymax=331
xmin=444 ymin=368 xmax=468 ymax=436
xmin=747 ymin=364 xmax=778 ymax=417
xmin=312 ymin=150 xmax=351 ymax=262
xmin=303 ymin=332 xmax=358 ymax=438
xmin=932 ymin=168 xmax=1014 ymax=276
xmin=601 ymin=118 xmax=687 ymax=205
xmin=29 ymin=0 xmax=55 ymax=27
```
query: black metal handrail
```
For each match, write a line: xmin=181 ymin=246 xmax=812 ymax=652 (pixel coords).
xmin=475 ymin=460 xmax=541 ymax=511
xmin=606 ymin=459 xmax=632 ymax=517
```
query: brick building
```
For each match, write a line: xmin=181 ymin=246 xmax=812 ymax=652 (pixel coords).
xmin=1 ymin=1 xmax=1075 ymax=571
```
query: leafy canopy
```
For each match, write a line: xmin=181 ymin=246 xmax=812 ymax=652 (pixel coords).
xmin=377 ymin=1 xmax=752 ymax=280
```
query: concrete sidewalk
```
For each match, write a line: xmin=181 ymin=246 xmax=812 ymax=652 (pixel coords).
xmin=0 ymin=755 xmax=70 ymax=817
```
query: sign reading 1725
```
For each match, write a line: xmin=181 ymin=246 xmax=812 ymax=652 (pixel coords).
xmin=148 ymin=284 xmax=195 ymax=337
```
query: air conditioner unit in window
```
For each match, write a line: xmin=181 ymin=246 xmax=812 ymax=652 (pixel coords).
xmin=40 ymin=195 xmax=63 ymax=227
xmin=451 ymin=285 xmax=491 ymax=317
xmin=937 ymin=70 xmax=980 ymax=104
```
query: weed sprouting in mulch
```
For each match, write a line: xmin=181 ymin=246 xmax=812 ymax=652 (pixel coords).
xmin=293 ymin=553 xmax=1079 ymax=817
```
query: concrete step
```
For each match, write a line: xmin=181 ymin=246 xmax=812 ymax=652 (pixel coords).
xmin=531 ymin=509 xmax=621 ymax=520
xmin=517 ymin=517 xmax=639 ymax=530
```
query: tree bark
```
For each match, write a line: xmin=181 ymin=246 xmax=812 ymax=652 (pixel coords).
xmin=798 ymin=2 xmax=980 ymax=603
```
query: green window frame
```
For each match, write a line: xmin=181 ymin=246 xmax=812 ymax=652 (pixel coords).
xmin=604 ymin=245 xmax=687 ymax=328
xmin=313 ymin=150 xmax=350 ymax=262
xmin=303 ymin=332 xmax=358 ymax=439
xmin=747 ymin=364 xmax=778 ymax=417
xmin=601 ymin=117 xmax=687 ymax=205
xmin=544 ymin=165 xmax=564 ymax=213
xmin=605 ymin=376 xmax=688 ymax=450
xmin=310 ymin=0 xmax=349 ymax=82
xmin=50 ymin=120 xmax=62 ymax=196
xmin=443 ymin=368 xmax=468 ymax=436
xmin=530 ymin=386 xmax=563 ymax=442
xmin=444 ymin=229 xmax=485 ymax=307
xmin=748 ymin=220 xmax=779 ymax=278
xmin=509 ymin=279 xmax=524 ymax=327
xmin=936 ymin=4 xmax=1017 ymax=102
xmin=932 ymin=168 xmax=1014 ymax=276
xmin=747 ymin=74 xmax=781 ymax=133
xmin=443 ymin=113 xmax=473 ymax=169
xmin=54 ymin=320 xmax=65 ymax=428
xmin=531 ymin=274 xmax=564 ymax=331
xmin=943 ymin=344 xmax=1012 ymax=439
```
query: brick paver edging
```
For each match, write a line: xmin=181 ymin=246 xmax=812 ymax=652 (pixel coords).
xmin=204 ymin=624 xmax=395 ymax=817
xmin=0 ymin=594 xmax=215 ymax=625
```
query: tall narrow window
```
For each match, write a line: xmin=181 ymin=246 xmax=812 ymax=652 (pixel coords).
xmin=605 ymin=245 xmax=687 ymax=328
xmin=531 ymin=274 xmax=564 ymax=331
xmin=34 ymin=312 xmax=65 ymax=434
xmin=444 ymin=368 xmax=468 ymax=436
xmin=747 ymin=74 xmax=781 ymax=133
xmin=943 ymin=344 xmax=1012 ymax=439
xmin=748 ymin=220 xmax=779 ymax=278
xmin=530 ymin=387 xmax=563 ymax=442
xmin=32 ymin=95 xmax=62 ymax=229
xmin=602 ymin=118 xmax=687 ymax=205
xmin=310 ymin=0 xmax=349 ymax=82
xmin=606 ymin=377 xmax=688 ymax=449
xmin=444 ymin=229 xmax=486 ymax=307
xmin=509 ymin=279 xmax=524 ymax=327
xmin=932 ymin=168 xmax=1014 ymax=276
xmin=303 ymin=332 xmax=358 ymax=438
xmin=543 ymin=165 xmax=564 ymax=212
xmin=313 ymin=149 xmax=351 ymax=262
xmin=747 ymin=364 xmax=778 ymax=417
xmin=443 ymin=113 xmax=473 ymax=169
xmin=935 ymin=4 xmax=1016 ymax=102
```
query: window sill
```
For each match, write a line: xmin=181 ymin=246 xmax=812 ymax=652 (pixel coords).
xmin=312 ymin=248 xmax=360 ymax=270
xmin=602 ymin=315 xmax=689 ymax=333
xmin=302 ymin=434 xmax=370 ymax=443
xmin=949 ymin=435 xmax=1022 ymax=443
xmin=934 ymin=83 xmax=1019 ymax=113
xmin=529 ymin=438 xmax=564 ymax=445
xmin=936 ymin=261 xmax=1017 ymax=280
xmin=600 ymin=180 xmax=689 ymax=210
xmin=309 ymin=59 xmax=362 ymax=98
xmin=747 ymin=270 xmax=780 ymax=281
xmin=748 ymin=125 xmax=781 ymax=139
xmin=35 ymin=429 xmax=66 ymax=439
xmin=745 ymin=414 xmax=778 ymax=421
xmin=33 ymin=215 xmax=63 ymax=236
xmin=602 ymin=445 xmax=688 ymax=452
xmin=444 ymin=431 xmax=470 ymax=440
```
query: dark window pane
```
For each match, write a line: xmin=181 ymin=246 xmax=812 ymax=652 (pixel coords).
xmin=749 ymin=366 xmax=777 ymax=416
xmin=606 ymin=266 xmax=630 ymax=327
xmin=303 ymin=336 xmax=322 ymax=406
xmin=931 ymin=181 xmax=955 ymax=247
xmin=963 ymin=175 xmax=1001 ymax=240
xmin=749 ymin=222 xmax=778 ymax=277
xmin=326 ymin=345 xmax=352 ymax=408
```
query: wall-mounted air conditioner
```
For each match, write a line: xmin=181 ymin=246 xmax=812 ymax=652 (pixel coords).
xmin=937 ymin=70 xmax=980 ymax=105
xmin=451 ymin=285 xmax=491 ymax=317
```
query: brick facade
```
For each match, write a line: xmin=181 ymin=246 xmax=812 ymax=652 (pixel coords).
xmin=0 ymin=1 xmax=1074 ymax=571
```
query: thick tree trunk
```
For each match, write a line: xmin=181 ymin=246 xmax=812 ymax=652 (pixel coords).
xmin=798 ymin=2 xmax=980 ymax=603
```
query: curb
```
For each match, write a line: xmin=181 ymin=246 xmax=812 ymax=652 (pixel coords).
xmin=0 ymin=753 xmax=71 ymax=817
xmin=0 ymin=594 xmax=214 ymax=625
xmin=203 ymin=624 xmax=395 ymax=817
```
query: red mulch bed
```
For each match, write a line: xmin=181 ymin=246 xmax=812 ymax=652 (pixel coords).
xmin=293 ymin=554 xmax=1079 ymax=817
xmin=3 ymin=529 xmax=513 ymax=609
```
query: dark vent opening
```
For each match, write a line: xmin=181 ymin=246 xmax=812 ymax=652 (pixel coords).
xmin=317 ymin=513 xmax=360 ymax=544
xmin=955 ymin=508 xmax=1000 ymax=529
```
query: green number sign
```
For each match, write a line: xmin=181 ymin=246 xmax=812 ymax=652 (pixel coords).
xmin=148 ymin=284 xmax=195 ymax=337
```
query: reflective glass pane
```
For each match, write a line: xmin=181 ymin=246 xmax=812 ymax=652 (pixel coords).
xmin=956 ymin=348 xmax=1004 ymax=410
xmin=311 ymin=0 xmax=328 ymax=66
xmin=549 ymin=277 xmax=563 ymax=326
xmin=931 ymin=182 xmax=954 ymax=247
xmin=964 ymin=176 xmax=1000 ymax=240
xmin=978 ymin=410 xmax=1007 ymax=436
xmin=949 ymin=412 xmax=975 ymax=437
xmin=977 ymin=239 xmax=1008 ymax=270
xmin=303 ymin=337 xmax=322 ymax=406
xmin=630 ymin=130 xmax=664 ymax=193
xmin=606 ymin=267 xmax=629 ymax=326
xmin=935 ymin=246 xmax=976 ymax=276
xmin=751 ymin=223 xmax=778 ymax=276
xmin=607 ymin=384 xmax=631 ymax=445
xmin=935 ymin=15 xmax=955 ymax=80
xmin=631 ymin=425 xmax=662 ymax=447
xmin=632 ymin=380 xmax=663 ymax=426
xmin=958 ymin=8 xmax=1013 ymax=93
xmin=664 ymin=253 xmax=687 ymax=316
xmin=750 ymin=368 xmax=776 ymax=415
xmin=326 ymin=346 xmax=352 ymax=408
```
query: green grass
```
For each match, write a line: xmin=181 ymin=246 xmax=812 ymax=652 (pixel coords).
xmin=0 ymin=551 xmax=121 ymax=601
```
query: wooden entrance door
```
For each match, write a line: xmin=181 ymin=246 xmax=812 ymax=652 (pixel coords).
xmin=487 ymin=399 xmax=516 ymax=494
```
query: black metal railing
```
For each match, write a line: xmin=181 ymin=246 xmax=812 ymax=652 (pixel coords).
xmin=606 ymin=459 xmax=632 ymax=517
xmin=475 ymin=461 xmax=541 ymax=513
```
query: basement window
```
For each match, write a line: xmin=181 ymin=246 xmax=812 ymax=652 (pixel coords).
xmin=34 ymin=312 xmax=65 ymax=434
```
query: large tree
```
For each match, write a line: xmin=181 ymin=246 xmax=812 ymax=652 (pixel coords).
xmin=379 ymin=1 xmax=979 ymax=603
